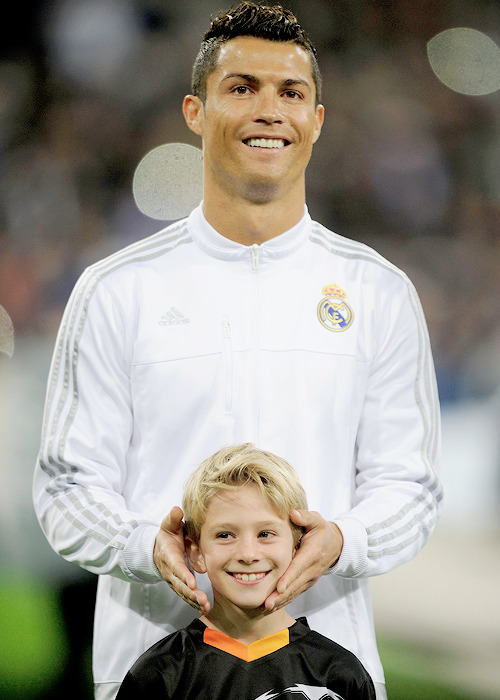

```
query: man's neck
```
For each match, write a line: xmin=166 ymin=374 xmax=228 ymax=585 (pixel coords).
xmin=202 ymin=185 xmax=306 ymax=246
xmin=200 ymin=603 xmax=295 ymax=645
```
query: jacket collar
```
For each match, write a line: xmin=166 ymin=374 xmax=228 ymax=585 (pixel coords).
xmin=188 ymin=202 xmax=311 ymax=262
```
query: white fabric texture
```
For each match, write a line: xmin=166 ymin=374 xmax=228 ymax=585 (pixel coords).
xmin=34 ymin=205 xmax=442 ymax=688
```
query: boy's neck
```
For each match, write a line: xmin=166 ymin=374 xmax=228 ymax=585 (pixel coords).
xmin=200 ymin=604 xmax=295 ymax=645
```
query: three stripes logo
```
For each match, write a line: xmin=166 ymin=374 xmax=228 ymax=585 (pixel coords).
xmin=159 ymin=307 xmax=190 ymax=326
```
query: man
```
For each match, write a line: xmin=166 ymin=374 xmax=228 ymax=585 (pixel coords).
xmin=33 ymin=3 xmax=442 ymax=699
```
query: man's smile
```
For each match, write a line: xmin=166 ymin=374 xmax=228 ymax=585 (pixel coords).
xmin=243 ymin=138 xmax=289 ymax=149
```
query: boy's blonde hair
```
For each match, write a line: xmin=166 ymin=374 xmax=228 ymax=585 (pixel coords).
xmin=183 ymin=443 xmax=307 ymax=546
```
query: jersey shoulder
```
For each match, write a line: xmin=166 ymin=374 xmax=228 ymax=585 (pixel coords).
xmin=292 ymin=619 xmax=375 ymax=689
xmin=132 ymin=618 xmax=204 ymax=671
xmin=309 ymin=219 xmax=412 ymax=286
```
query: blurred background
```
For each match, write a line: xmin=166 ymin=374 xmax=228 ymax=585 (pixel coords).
xmin=0 ymin=0 xmax=499 ymax=698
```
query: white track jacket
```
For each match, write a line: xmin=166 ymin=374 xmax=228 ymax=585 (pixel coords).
xmin=34 ymin=205 xmax=442 ymax=689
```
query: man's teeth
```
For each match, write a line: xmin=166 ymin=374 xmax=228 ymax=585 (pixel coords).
xmin=232 ymin=572 xmax=266 ymax=581
xmin=246 ymin=138 xmax=286 ymax=149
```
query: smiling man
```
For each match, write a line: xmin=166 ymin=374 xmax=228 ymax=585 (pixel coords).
xmin=33 ymin=3 xmax=442 ymax=700
xmin=183 ymin=34 xmax=324 ymax=237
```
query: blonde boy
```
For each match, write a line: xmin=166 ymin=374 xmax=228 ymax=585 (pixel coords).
xmin=117 ymin=444 xmax=375 ymax=699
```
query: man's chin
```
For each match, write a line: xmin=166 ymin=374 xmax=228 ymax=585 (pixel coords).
xmin=241 ymin=179 xmax=282 ymax=204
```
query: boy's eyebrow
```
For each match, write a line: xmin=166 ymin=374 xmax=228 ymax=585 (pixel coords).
xmin=207 ymin=517 xmax=286 ymax=531
xmin=220 ymin=73 xmax=311 ymax=91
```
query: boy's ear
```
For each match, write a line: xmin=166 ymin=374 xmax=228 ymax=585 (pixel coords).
xmin=185 ymin=536 xmax=207 ymax=574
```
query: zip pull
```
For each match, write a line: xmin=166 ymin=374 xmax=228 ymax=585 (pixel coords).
xmin=251 ymin=243 xmax=260 ymax=270
xmin=223 ymin=318 xmax=231 ymax=339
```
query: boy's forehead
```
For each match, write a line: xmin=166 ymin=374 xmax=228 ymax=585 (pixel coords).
xmin=203 ymin=484 xmax=283 ymax=521
xmin=210 ymin=35 xmax=314 ymax=85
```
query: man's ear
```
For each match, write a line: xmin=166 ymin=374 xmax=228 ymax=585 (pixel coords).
xmin=182 ymin=95 xmax=204 ymax=137
xmin=185 ymin=536 xmax=207 ymax=574
xmin=312 ymin=104 xmax=325 ymax=145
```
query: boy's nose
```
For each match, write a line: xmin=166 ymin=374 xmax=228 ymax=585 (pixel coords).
xmin=236 ymin=536 xmax=261 ymax=563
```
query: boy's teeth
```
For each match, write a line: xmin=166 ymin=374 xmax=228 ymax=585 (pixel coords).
xmin=246 ymin=138 xmax=285 ymax=149
xmin=233 ymin=572 xmax=266 ymax=581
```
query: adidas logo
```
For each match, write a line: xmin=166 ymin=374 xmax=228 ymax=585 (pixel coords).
xmin=159 ymin=307 xmax=190 ymax=326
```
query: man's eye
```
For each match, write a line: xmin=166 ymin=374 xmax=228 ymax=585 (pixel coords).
xmin=234 ymin=85 xmax=250 ymax=94
xmin=284 ymin=90 xmax=300 ymax=99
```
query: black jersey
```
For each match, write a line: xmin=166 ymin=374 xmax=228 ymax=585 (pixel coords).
xmin=116 ymin=617 xmax=376 ymax=699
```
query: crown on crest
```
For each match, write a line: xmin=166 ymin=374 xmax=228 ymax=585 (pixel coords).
xmin=322 ymin=283 xmax=346 ymax=298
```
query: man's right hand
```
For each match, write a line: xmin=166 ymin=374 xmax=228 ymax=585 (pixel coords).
xmin=153 ymin=506 xmax=211 ymax=614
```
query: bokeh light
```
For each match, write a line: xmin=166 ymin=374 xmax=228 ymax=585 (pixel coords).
xmin=0 ymin=306 xmax=14 ymax=359
xmin=132 ymin=143 xmax=203 ymax=220
xmin=427 ymin=28 xmax=500 ymax=96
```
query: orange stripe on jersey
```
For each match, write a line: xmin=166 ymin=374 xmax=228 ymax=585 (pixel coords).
xmin=203 ymin=627 xmax=290 ymax=661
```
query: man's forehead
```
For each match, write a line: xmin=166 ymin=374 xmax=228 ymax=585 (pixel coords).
xmin=213 ymin=36 xmax=313 ymax=80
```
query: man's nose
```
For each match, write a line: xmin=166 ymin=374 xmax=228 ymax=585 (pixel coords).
xmin=253 ymin=88 xmax=283 ymax=123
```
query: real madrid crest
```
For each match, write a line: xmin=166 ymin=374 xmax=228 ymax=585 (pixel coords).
xmin=317 ymin=283 xmax=354 ymax=332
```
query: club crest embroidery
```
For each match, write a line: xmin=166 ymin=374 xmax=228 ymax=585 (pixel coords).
xmin=317 ymin=283 xmax=354 ymax=332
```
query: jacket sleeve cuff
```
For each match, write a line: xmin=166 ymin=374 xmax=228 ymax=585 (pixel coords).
xmin=326 ymin=517 xmax=369 ymax=578
xmin=122 ymin=524 xmax=164 ymax=583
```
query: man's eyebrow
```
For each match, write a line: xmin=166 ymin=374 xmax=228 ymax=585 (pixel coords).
xmin=220 ymin=73 xmax=311 ymax=90
xmin=281 ymin=78 xmax=311 ymax=91
xmin=221 ymin=72 xmax=259 ymax=84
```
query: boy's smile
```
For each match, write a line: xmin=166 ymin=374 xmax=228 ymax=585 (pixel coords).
xmin=230 ymin=571 xmax=267 ymax=582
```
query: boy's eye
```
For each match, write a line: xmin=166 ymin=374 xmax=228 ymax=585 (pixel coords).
xmin=216 ymin=532 xmax=231 ymax=539
xmin=258 ymin=531 xmax=274 ymax=539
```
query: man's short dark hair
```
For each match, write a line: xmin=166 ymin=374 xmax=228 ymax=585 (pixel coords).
xmin=191 ymin=1 xmax=322 ymax=105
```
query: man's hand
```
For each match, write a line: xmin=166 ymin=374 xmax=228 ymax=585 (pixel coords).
xmin=264 ymin=509 xmax=343 ymax=612
xmin=153 ymin=506 xmax=210 ymax=614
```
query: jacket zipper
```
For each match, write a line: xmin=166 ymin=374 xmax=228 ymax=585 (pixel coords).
xmin=250 ymin=244 xmax=261 ymax=444
xmin=222 ymin=317 xmax=233 ymax=423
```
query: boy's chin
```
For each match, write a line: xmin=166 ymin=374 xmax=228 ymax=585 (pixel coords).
xmin=237 ymin=600 xmax=273 ymax=615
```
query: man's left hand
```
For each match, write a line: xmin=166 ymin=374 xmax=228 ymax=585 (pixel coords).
xmin=264 ymin=509 xmax=343 ymax=612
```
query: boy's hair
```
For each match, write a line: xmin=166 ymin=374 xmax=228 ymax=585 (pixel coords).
xmin=183 ymin=443 xmax=307 ymax=546
xmin=191 ymin=1 xmax=322 ymax=105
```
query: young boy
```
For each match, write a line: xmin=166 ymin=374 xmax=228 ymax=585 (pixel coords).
xmin=116 ymin=444 xmax=376 ymax=699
